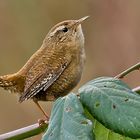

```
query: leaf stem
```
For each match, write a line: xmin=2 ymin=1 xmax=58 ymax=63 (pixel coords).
xmin=0 ymin=121 xmax=48 ymax=140
xmin=115 ymin=62 xmax=140 ymax=79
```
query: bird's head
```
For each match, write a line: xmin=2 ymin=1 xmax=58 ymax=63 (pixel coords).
xmin=44 ymin=16 xmax=89 ymax=48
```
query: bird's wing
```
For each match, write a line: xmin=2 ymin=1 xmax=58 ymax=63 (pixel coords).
xmin=19 ymin=56 xmax=71 ymax=102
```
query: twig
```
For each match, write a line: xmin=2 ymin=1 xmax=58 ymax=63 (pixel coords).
xmin=0 ymin=121 xmax=48 ymax=140
xmin=115 ymin=62 xmax=140 ymax=79
xmin=132 ymin=86 xmax=140 ymax=94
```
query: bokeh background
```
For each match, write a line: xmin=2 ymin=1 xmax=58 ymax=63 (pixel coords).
xmin=0 ymin=0 xmax=139 ymax=139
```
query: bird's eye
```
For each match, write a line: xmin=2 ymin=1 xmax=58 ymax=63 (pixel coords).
xmin=62 ymin=27 xmax=68 ymax=32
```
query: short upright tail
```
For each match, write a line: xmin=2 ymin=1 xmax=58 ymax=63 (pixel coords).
xmin=0 ymin=73 xmax=25 ymax=93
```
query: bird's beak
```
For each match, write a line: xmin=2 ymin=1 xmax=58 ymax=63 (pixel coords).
xmin=72 ymin=16 xmax=89 ymax=31
xmin=75 ymin=16 xmax=89 ymax=25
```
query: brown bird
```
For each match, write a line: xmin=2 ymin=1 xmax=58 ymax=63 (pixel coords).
xmin=0 ymin=16 xmax=89 ymax=120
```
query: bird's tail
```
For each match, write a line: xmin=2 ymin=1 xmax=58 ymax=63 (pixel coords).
xmin=0 ymin=73 xmax=25 ymax=93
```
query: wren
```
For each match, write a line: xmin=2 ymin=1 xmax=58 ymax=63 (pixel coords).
xmin=0 ymin=16 xmax=89 ymax=119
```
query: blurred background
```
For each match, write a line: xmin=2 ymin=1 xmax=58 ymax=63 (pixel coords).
xmin=0 ymin=0 xmax=139 ymax=139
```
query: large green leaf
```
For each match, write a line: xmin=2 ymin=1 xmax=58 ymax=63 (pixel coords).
xmin=94 ymin=120 xmax=140 ymax=140
xmin=79 ymin=77 xmax=140 ymax=138
xmin=84 ymin=108 xmax=125 ymax=140
xmin=42 ymin=93 xmax=94 ymax=140
xmin=85 ymin=108 xmax=140 ymax=140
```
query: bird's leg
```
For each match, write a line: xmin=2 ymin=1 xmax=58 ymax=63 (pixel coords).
xmin=33 ymin=100 xmax=49 ymax=121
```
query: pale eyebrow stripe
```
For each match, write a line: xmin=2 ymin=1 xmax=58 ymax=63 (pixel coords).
xmin=50 ymin=25 xmax=65 ymax=37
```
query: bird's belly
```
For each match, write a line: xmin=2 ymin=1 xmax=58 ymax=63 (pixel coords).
xmin=48 ymin=63 xmax=82 ymax=97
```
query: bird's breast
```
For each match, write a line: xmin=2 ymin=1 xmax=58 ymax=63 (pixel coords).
xmin=34 ymin=50 xmax=85 ymax=101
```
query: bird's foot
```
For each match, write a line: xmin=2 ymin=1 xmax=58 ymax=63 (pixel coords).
xmin=38 ymin=116 xmax=50 ymax=127
xmin=38 ymin=119 xmax=46 ymax=126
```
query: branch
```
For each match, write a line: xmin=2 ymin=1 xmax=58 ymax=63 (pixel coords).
xmin=132 ymin=86 xmax=140 ymax=94
xmin=115 ymin=62 xmax=140 ymax=79
xmin=0 ymin=121 xmax=48 ymax=140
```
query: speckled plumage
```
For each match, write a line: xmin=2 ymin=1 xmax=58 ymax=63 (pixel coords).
xmin=0 ymin=16 xmax=88 ymax=106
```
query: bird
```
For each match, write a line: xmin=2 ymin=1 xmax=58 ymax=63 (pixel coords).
xmin=0 ymin=16 xmax=89 ymax=120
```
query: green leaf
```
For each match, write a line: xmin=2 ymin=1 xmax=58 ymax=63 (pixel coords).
xmin=85 ymin=108 xmax=140 ymax=140
xmin=42 ymin=93 xmax=94 ymax=140
xmin=79 ymin=77 xmax=140 ymax=139
xmin=94 ymin=119 xmax=140 ymax=140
